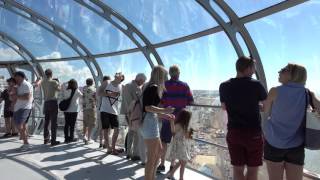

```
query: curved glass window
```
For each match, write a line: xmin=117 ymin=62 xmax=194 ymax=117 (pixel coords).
xmin=157 ymin=32 xmax=238 ymax=106
xmin=246 ymin=2 xmax=320 ymax=174
xmin=246 ymin=1 xmax=320 ymax=93
xmin=0 ymin=68 xmax=10 ymax=80
xmin=40 ymin=60 xmax=93 ymax=86
xmin=0 ymin=42 xmax=23 ymax=61
xmin=96 ymin=52 xmax=151 ymax=85
xmin=16 ymin=67 xmax=33 ymax=81
xmin=103 ymin=0 xmax=217 ymax=43
xmin=224 ymin=0 xmax=284 ymax=17
xmin=15 ymin=0 xmax=137 ymax=55
xmin=0 ymin=8 xmax=77 ymax=59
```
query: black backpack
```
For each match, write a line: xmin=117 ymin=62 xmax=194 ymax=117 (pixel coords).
xmin=59 ymin=89 xmax=76 ymax=111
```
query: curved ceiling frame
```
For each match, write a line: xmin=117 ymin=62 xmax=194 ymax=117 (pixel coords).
xmin=196 ymin=0 xmax=267 ymax=89
xmin=215 ymin=0 xmax=309 ymax=89
xmin=74 ymin=0 xmax=164 ymax=67
xmin=0 ymin=0 xmax=103 ymax=85
xmin=0 ymin=31 xmax=43 ymax=77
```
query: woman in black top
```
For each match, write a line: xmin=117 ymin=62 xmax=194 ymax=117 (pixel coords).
xmin=0 ymin=78 xmax=18 ymax=137
xmin=141 ymin=66 xmax=175 ymax=180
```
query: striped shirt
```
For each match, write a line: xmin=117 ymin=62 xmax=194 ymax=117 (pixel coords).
xmin=161 ymin=78 xmax=194 ymax=114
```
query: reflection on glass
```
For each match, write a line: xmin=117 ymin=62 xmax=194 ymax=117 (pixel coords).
xmin=0 ymin=42 xmax=23 ymax=61
xmin=40 ymin=60 xmax=93 ymax=86
xmin=103 ymin=0 xmax=217 ymax=43
xmin=0 ymin=7 xmax=77 ymax=59
xmin=15 ymin=0 xmax=137 ymax=55
xmin=157 ymin=32 xmax=238 ymax=95
xmin=224 ymin=0 xmax=284 ymax=17
xmin=246 ymin=1 xmax=320 ymax=174
xmin=96 ymin=52 xmax=151 ymax=85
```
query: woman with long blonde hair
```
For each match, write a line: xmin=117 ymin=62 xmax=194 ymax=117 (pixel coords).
xmin=141 ymin=66 xmax=175 ymax=180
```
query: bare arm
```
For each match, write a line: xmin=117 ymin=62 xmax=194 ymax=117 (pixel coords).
xmin=310 ymin=91 xmax=320 ymax=113
xmin=33 ymin=77 xmax=42 ymax=88
xmin=262 ymin=87 xmax=277 ymax=114
xmin=17 ymin=92 xmax=31 ymax=100
xmin=145 ymin=105 xmax=175 ymax=120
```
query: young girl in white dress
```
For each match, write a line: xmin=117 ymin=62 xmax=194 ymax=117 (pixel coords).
xmin=166 ymin=109 xmax=193 ymax=180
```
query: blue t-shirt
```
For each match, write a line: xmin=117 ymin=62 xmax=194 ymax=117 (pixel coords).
xmin=219 ymin=77 xmax=267 ymax=130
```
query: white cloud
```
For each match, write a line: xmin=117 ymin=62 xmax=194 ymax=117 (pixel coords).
xmin=37 ymin=51 xmax=62 ymax=60
xmin=0 ymin=48 xmax=22 ymax=61
xmin=261 ymin=18 xmax=277 ymax=28
xmin=41 ymin=61 xmax=92 ymax=86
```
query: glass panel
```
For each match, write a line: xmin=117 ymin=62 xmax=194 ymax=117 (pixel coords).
xmin=0 ymin=42 xmax=23 ymax=61
xmin=40 ymin=60 xmax=93 ymax=87
xmin=15 ymin=0 xmax=136 ymax=55
xmin=157 ymin=32 xmax=238 ymax=105
xmin=224 ymin=0 xmax=284 ymax=17
xmin=0 ymin=8 xmax=77 ymax=59
xmin=246 ymin=1 xmax=320 ymax=174
xmin=0 ymin=68 xmax=10 ymax=80
xmin=103 ymin=0 xmax=217 ymax=43
xmin=15 ymin=67 xmax=33 ymax=81
xmin=185 ymin=106 xmax=230 ymax=179
xmin=96 ymin=52 xmax=151 ymax=85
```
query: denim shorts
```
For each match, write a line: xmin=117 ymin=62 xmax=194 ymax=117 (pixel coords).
xmin=13 ymin=109 xmax=31 ymax=125
xmin=141 ymin=112 xmax=161 ymax=139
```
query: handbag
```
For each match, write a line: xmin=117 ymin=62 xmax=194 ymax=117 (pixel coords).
xmin=304 ymin=89 xmax=320 ymax=150
xmin=59 ymin=89 xmax=76 ymax=111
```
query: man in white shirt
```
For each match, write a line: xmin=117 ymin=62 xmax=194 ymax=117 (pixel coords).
xmin=100 ymin=72 xmax=124 ymax=155
xmin=13 ymin=71 xmax=33 ymax=150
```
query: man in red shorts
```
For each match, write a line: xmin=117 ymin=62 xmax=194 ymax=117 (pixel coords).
xmin=219 ymin=56 xmax=267 ymax=180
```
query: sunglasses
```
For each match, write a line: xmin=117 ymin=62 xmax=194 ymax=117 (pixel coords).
xmin=279 ymin=67 xmax=290 ymax=74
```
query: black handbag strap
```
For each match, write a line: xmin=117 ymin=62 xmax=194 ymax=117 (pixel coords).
xmin=302 ymin=89 xmax=314 ymax=137
xmin=67 ymin=89 xmax=76 ymax=101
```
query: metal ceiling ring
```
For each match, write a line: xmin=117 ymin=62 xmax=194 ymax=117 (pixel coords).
xmin=213 ymin=0 xmax=267 ymax=89
xmin=196 ymin=0 xmax=267 ymax=89
xmin=74 ymin=0 xmax=164 ymax=67
xmin=196 ymin=0 xmax=245 ymax=56
xmin=0 ymin=0 xmax=103 ymax=85
xmin=0 ymin=31 xmax=43 ymax=77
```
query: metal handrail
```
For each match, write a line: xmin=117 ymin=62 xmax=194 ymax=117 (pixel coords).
xmin=187 ymin=103 xmax=320 ymax=179
xmin=13 ymin=105 xmax=320 ymax=179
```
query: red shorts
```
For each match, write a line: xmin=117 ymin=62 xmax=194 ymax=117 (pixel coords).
xmin=226 ymin=128 xmax=263 ymax=167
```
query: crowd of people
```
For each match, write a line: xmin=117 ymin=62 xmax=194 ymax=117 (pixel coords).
xmin=1 ymin=56 xmax=320 ymax=180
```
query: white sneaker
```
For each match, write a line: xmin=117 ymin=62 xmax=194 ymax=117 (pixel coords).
xmin=88 ymin=140 xmax=94 ymax=144
xmin=20 ymin=144 xmax=30 ymax=151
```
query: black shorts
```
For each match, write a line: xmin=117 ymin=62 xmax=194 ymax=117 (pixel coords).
xmin=264 ymin=141 xmax=305 ymax=165
xmin=4 ymin=111 xmax=13 ymax=118
xmin=100 ymin=112 xmax=119 ymax=129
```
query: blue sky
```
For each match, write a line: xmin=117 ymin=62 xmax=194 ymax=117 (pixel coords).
xmin=0 ymin=0 xmax=319 ymax=93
